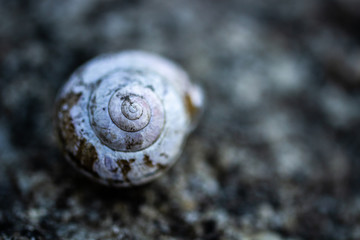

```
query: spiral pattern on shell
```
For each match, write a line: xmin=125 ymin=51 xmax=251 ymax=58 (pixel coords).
xmin=55 ymin=50 xmax=204 ymax=187
xmin=110 ymin=92 xmax=151 ymax=132
xmin=88 ymin=69 xmax=166 ymax=152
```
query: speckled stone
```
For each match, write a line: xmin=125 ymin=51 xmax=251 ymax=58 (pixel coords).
xmin=1 ymin=0 xmax=360 ymax=239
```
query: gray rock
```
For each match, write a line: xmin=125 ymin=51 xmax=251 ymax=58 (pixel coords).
xmin=0 ymin=0 xmax=359 ymax=239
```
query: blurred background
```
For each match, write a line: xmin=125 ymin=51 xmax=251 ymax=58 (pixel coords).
xmin=1 ymin=0 xmax=360 ymax=239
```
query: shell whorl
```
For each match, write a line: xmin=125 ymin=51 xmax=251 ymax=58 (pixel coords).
xmin=89 ymin=69 xmax=165 ymax=152
xmin=56 ymin=50 xmax=204 ymax=187
xmin=111 ymin=93 xmax=150 ymax=131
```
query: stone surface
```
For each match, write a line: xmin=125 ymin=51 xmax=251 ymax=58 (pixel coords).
xmin=1 ymin=0 xmax=360 ymax=239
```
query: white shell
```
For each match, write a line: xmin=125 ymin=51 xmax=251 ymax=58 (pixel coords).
xmin=55 ymin=50 xmax=204 ymax=187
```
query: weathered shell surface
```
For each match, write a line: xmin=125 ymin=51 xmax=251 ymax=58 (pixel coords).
xmin=55 ymin=50 xmax=204 ymax=187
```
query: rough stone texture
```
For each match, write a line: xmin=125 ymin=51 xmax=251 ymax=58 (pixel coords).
xmin=1 ymin=0 xmax=360 ymax=239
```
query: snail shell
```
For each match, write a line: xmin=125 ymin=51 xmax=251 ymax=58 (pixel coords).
xmin=55 ymin=50 xmax=204 ymax=187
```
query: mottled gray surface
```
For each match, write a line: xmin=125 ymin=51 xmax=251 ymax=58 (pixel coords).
xmin=1 ymin=0 xmax=360 ymax=239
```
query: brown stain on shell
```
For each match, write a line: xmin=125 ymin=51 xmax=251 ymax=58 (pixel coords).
xmin=55 ymin=93 xmax=82 ymax=149
xmin=76 ymin=139 xmax=98 ymax=172
xmin=55 ymin=92 xmax=99 ymax=177
xmin=143 ymin=155 xmax=168 ymax=171
xmin=157 ymin=163 xmax=167 ymax=170
xmin=143 ymin=154 xmax=154 ymax=167
xmin=184 ymin=93 xmax=199 ymax=121
xmin=117 ymin=159 xmax=132 ymax=183
xmin=125 ymin=134 xmax=143 ymax=151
